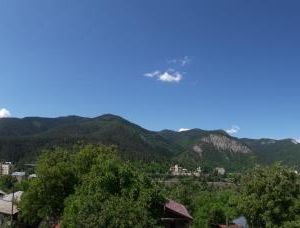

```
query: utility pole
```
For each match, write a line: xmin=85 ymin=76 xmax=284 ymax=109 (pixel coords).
xmin=10 ymin=185 xmax=14 ymax=227
xmin=10 ymin=164 xmax=15 ymax=227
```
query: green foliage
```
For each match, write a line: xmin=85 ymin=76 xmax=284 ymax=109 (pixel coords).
xmin=241 ymin=138 xmax=300 ymax=169
xmin=162 ymin=178 xmax=209 ymax=212
xmin=61 ymin=147 xmax=165 ymax=227
xmin=14 ymin=179 xmax=31 ymax=192
xmin=193 ymin=190 xmax=238 ymax=228
xmin=0 ymin=114 xmax=259 ymax=172
xmin=0 ymin=175 xmax=17 ymax=192
xmin=19 ymin=145 xmax=165 ymax=227
xmin=238 ymin=163 xmax=300 ymax=227
xmin=19 ymin=148 xmax=77 ymax=225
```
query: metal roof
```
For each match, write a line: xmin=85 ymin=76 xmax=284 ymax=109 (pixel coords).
xmin=0 ymin=199 xmax=19 ymax=215
xmin=2 ymin=191 xmax=23 ymax=202
xmin=165 ymin=200 xmax=193 ymax=220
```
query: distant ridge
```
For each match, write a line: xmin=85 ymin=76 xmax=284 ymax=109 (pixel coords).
xmin=0 ymin=114 xmax=299 ymax=170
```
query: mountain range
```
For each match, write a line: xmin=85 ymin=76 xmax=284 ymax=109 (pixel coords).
xmin=0 ymin=114 xmax=299 ymax=171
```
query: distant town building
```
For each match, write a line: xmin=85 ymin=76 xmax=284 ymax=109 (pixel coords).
xmin=0 ymin=162 xmax=12 ymax=175
xmin=12 ymin=172 xmax=26 ymax=182
xmin=28 ymin=174 xmax=37 ymax=179
xmin=170 ymin=165 xmax=201 ymax=177
xmin=215 ymin=167 xmax=226 ymax=175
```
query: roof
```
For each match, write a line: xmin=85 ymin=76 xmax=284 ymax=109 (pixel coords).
xmin=0 ymin=199 xmax=19 ymax=215
xmin=164 ymin=200 xmax=193 ymax=220
xmin=218 ymin=224 xmax=242 ymax=228
xmin=12 ymin=171 xmax=26 ymax=176
xmin=29 ymin=174 xmax=37 ymax=178
xmin=0 ymin=190 xmax=6 ymax=196
xmin=2 ymin=191 xmax=23 ymax=202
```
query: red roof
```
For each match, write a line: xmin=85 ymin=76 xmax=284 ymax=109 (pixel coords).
xmin=164 ymin=200 xmax=193 ymax=220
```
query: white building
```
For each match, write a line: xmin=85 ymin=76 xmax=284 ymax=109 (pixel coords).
xmin=0 ymin=162 xmax=12 ymax=175
xmin=215 ymin=167 xmax=226 ymax=175
xmin=170 ymin=165 xmax=200 ymax=177
xmin=28 ymin=174 xmax=37 ymax=179
xmin=12 ymin=172 xmax=26 ymax=182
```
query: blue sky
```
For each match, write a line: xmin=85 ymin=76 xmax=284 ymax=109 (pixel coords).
xmin=0 ymin=0 xmax=299 ymax=140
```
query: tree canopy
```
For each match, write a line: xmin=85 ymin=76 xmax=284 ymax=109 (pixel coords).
xmin=238 ymin=163 xmax=300 ymax=227
xmin=19 ymin=145 xmax=165 ymax=227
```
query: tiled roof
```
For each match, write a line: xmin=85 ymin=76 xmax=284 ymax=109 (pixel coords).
xmin=165 ymin=200 xmax=193 ymax=220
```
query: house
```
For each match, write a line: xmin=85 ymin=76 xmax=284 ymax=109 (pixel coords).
xmin=12 ymin=172 xmax=26 ymax=182
xmin=232 ymin=216 xmax=248 ymax=228
xmin=0 ymin=162 xmax=12 ymax=175
xmin=169 ymin=165 xmax=200 ymax=177
xmin=170 ymin=164 xmax=182 ymax=176
xmin=215 ymin=167 xmax=226 ymax=175
xmin=0 ymin=199 xmax=19 ymax=224
xmin=28 ymin=173 xmax=37 ymax=179
xmin=161 ymin=200 xmax=193 ymax=228
xmin=2 ymin=191 xmax=23 ymax=203
xmin=0 ymin=191 xmax=22 ymax=226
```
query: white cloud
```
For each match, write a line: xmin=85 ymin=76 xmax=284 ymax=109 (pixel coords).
xmin=0 ymin=108 xmax=11 ymax=118
xmin=144 ymin=70 xmax=183 ymax=83
xmin=159 ymin=71 xmax=182 ymax=82
xmin=226 ymin=125 xmax=240 ymax=135
xmin=144 ymin=70 xmax=160 ymax=78
xmin=178 ymin=128 xmax=190 ymax=132
xmin=168 ymin=56 xmax=191 ymax=66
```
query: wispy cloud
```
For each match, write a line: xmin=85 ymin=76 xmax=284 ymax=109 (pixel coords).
xmin=144 ymin=69 xmax=183 ymax=83
xmin=168 ymin=56 xmax=191 ymax=66
xmin=144 ymin=70 xmax=160 ymax=78
xmin=0 ymin=108 xmax=11 ymax=118
xmin=226 ymin=125 xmax=240 ymax=135
xmin=178 ymin=128 xmax=190 ymax=132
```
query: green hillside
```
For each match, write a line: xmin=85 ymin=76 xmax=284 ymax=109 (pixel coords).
xmin=0 ymin=114 xmax=299 ymax=171
xmin=0 ymin=114 xmax=179 ymax=163
xmin=241 ymin=138 xmax=300 ymax=169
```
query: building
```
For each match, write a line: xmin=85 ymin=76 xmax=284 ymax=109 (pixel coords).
xmin=28 ymin=173 xmax=37 ymax=179
xmin=0 ymin=191 xmax=22 ymax=226
xmin=215 ymin=167 xmax=226 ymax=175
xmin=170 ymin=165 xmax=201 ymax=177
xmin=170 ymin=164 xmax=181 ymax=176
xmin=11 ymin=172 xmax=26 ymax=182
xmin=0 ymin=199 xmax=19 ymax=225
xmin=2 ymin=191 xmax=23 ymax=203
xmin=0 ymin=162 xmax=12 ymax=175
xmin=161 ymin=200 xmax=193 ymax=228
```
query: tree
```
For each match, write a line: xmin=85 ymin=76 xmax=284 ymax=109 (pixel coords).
xmin=61 ymin=150 xmax=165 ymax=227
xmin=19 ymin=145 xmax=165 ymax=227
xmin=19 ymin=148 xmax=77 ymax=225
xmin=0 ymin=175 xmax=17 ymax=192
xmin=193 ymin=190 xmax=238 ymax=228
xmin=238 ymin=164 xmax=300 ymax=227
